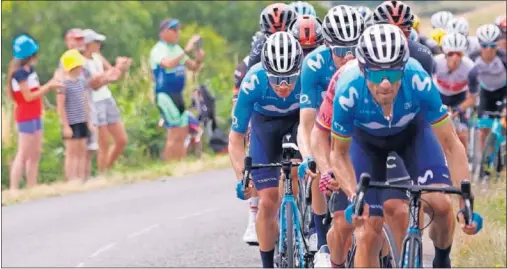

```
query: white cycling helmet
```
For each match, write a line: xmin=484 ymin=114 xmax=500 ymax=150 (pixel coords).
xmin=446 ymin=17 xmax=469 ymax=36
xmin=476 ymin=23 xmax=501 ymax=43
xmin=431 ymin=11 xmax=453 ymax=29
xmin=441 ymin=32 xmax=468 ymax=54
xmin=356 ymin=6 xmax=374 ymax=27
xmin=356 ymin=24 xmax=409 ymax=69
xmin=322 ymin=5 xmax=365 ymax=46
xmin=289 ymin=1 xmax=317 ymax=17
xmin=261 ymin=31 xmax=303 ymax=75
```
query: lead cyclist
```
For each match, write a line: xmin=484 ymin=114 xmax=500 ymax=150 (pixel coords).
xmin=330 ymin=24 xmax=483 ymax=268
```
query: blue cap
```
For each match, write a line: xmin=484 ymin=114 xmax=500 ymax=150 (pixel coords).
xmin=12 ymin=34 xmax=39 ymax=60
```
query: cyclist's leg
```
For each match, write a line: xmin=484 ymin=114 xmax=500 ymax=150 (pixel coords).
xmin=400 ymin=114 xmax=454 ymax=268
xmin=349 ymin=137 xmax=387 ymax=268
xmin=249 ymin=112 xmax=288 ymax=268
xmin=383 ymin=151 xmax=410 ymax=259
xmin=478 ymin=89 xmax=497 ymax=150
xmin=327 ymin=189 xmax=354 ymax=268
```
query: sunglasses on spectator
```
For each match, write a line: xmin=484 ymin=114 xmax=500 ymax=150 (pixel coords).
xmin=330 ymin=46 xmax=355 ymax=57
xmin=267 ymin=71 xmax=300 ymax=86
xmin=446 ymin=51 xmax=463 ymax=57
xmin=480 ymin=42 xmax=497 ymax=49
xmin=364 ymin=68 xmax=404 ymax=84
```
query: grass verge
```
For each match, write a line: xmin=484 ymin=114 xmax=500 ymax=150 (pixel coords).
xmin=1 ymin=154 xmax=231 ymax=206
xmin=451 ymin=176 xmax=506 ymax=267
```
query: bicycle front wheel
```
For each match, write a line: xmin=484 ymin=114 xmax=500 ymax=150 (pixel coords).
xmin=286 ymin=203 xmax=295 ymax=268
xmin=381 ymin=224 xmax=400 ymax=268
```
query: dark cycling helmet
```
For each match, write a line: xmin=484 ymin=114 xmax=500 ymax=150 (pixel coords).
xmin=373 ymin=1 xmax=414 ymax=29
xmin=259 ymin=3 xmax=298 ymax=34
xmin=322 ymin=5 xmax=365 ymax=46
xmin=356 ymin=24 xmax=410 ymax=70
xmin=289 ymin=15 xmax=324 ymax=48
xmin=262 ymin=32 xmax=303 ymax=76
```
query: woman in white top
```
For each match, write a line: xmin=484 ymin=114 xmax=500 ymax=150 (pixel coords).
xmin=82 ymin=29 xmax=131 ymax=174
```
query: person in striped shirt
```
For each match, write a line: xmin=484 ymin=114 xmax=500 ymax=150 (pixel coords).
xmin=56 ymin=49 xmax=94 ymax=181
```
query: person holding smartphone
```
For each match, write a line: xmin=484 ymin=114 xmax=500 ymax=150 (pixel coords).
xmin=149 ymin=18 xmax=205 ymax=161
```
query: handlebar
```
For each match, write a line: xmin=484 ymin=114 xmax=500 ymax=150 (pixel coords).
xmin=352 ymin=173 xmax=474 ymax=225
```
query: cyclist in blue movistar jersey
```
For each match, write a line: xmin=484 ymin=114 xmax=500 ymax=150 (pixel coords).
xmin=289 ymin=1 xmax=316 ymax=17
xmin=297 ymin=5 xmax=364 ymax=267
xmin=330 ymin=24 xmax=483 ymax=268
xmin=246 ymin=3 xmax=298 ymax=71
xmin=229 ymin=32 xmax=304 ymax=268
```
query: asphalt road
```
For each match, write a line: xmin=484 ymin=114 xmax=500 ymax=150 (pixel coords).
xmin=2 ymin=168 xmax=434 ymax=267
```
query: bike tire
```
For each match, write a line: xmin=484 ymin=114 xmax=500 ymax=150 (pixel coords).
xmin=382 ymin=224 xmax=401 ymax=268
xmin=286 ymin=203 xmax=295 ymax=268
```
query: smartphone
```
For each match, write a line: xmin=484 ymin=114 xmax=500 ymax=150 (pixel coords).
xmin=194 ymin=37 xmax=203 ymax=51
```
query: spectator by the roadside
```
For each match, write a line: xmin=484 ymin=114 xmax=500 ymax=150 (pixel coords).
xmin=149 ymin=18 xmax=205 ymax=161
xmin=6 ymin=34 xmax=64 ymax=191
xmin=82 ymin=28 xmax=131 ymax=174
xmin=56 ymin=49 xmax=93 ymax=182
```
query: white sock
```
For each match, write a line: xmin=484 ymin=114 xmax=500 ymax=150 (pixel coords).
xmin=249 ymin=197 xmax=259 ymax=220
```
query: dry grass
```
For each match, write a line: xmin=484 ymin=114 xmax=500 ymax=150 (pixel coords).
xmin=1 ymin=154 xmax=231 ymax=206
xmin=451 ymin=177 xmax=507 ymax=268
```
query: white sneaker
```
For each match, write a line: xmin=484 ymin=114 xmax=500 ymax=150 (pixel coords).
xmin=313 ymin=245 xmax=332 ymax=268
xmin=243 ymin=213 xmax=258 ymax=245
xmin=309 ymin=232 xmax=318 ymax=252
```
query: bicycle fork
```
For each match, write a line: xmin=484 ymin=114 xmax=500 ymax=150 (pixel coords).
xmin=401 ymin=191 xmax=423 ymax=268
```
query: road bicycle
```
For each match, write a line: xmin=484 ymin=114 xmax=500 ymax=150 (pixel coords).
xmin=349 ymin=173 xmax=474 ymax=268
xmin=241 ymin=136 xmax=316 ymax=268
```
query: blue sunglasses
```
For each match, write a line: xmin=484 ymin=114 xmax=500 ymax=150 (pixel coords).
xmin=330 ymin=46 xmax=355 ymax=57
xmin=267 ymin=72 xmax=300 ymax=86
xmin=364 ymin=68 xmax=405 ymax=84
xmin=480 ymin=42 xmax=497 ymax=49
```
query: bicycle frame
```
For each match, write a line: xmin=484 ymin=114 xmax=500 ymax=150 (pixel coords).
xmin=478 ymin=117 xmax=506 ymax=170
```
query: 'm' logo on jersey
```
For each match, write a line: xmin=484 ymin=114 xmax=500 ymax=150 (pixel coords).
xmin=338 ymin=87 xmax=358 ymax=111
xmin=417 ymin=169 xmax=433 ymax=184
xmin=412 ymin=74 xmax=431 ymax=92
xmin=307 ymin=54 xmax=325 ymax=72
xmin=241 ymin=74 xmax=259 ymax=95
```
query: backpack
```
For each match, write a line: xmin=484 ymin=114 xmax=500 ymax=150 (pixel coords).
xmin=191 ymin=85 xmax=217 ymax=131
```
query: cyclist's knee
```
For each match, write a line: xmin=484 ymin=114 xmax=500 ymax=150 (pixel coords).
xmin=383 ymin=199 xmax=408 ymax=219
xmin=258 ymin=188 xmax=279 ymax=217
xmin=331 ymin=211 xmax=354 ymax=234
xmin=355 ymin=218 xmax=384 ymax=247
xmin=423 ymin=191 xmax=453 ymax=217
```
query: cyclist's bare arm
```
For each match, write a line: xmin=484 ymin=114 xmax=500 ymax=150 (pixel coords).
xmin=457 ymin=92 xmax=478 ymax=111
xmin=432 ymin=119 xmax=471 ymax=205
xmin=311 ymin=127 xmax=332 ymax=172
xmin=297 ymin=108 xmax=317 ymax=158
xmin=229 ymin=131 xmax=247 ymax=179
xmin=330 ymin=137 xmax=356 ymax=197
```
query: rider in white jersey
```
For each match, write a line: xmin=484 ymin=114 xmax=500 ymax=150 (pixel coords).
xmin=433 ymin=32 xmax=480 ymax=154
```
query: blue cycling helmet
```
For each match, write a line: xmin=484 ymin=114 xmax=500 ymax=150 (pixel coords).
xmin=12 ymin=34 xmax=39 ymax=60
xmin=289 ymin=1 xmax=317 ymax=17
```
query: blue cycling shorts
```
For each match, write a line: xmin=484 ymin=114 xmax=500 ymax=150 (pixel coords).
xmin=249 ymin=111 xmax=301 ymax=191
xmin=347 ymin=113 xmax=451 ymax=217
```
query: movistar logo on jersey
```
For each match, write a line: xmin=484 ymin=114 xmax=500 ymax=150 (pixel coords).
xmin=241 ymin=74 xmax=259 ymax=95
xmin=307 ymin=54 xmax=325 ymax=72
xmin=338 ymin=87 xmax=358 ymax=111
xmin=417 ymin=169 xmax=433 ymax=184
xmin=412 ymin=74 xmax=431 ymax=92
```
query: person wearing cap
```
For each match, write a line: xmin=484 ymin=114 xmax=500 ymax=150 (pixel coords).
xmin=57 ymin=49 xmax=96 ymax=182
xmin=82 ymin=28 xmax=131 ymax=175
xmin=149 ymin=18 xmax=205 ymax=161
xmin=6 ymin=34 xmax=64 ymax=191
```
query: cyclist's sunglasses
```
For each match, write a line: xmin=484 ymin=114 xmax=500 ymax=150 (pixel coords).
xmin=364 ymin=68 xmax=404 ymax=84
xmin=330 ymin=46 xmax=355 ymax=57
xmin=446 ymin=51 xmax=463 ymax=57
xmin=267 ymin=71 xmax=300 ymax=86
xmin=480 ymin=42 xmax=497 ymax=49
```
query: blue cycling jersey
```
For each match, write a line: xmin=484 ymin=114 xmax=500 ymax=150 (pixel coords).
xmin=232 ymin=63 xmax=301 ymax=134
xmin=331 ymin=58 xmax=449 ymax=139
xmin=300 ymin=45 xmax=337 ymax=109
